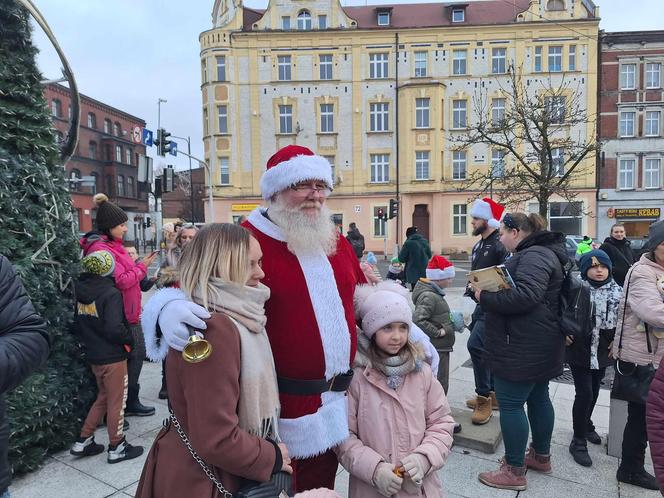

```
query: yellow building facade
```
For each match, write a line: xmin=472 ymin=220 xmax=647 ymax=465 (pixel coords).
xmin=200 ymin=0 xmax=599 ymax=254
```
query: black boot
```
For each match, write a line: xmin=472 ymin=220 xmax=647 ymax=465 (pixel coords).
xmin=586 ymin=430 xmax=601 ymax=445
xmin=125 ymin=384 xmax=155 ymax=417
xmin=158 ymin=376 xmax=168 ymax=400
xmin=569 ymin=437 xmax=592 ymax=467
xmin=616 ymin=467 xmax=659 ymax=490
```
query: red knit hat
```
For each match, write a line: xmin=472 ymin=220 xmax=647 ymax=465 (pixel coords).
xmin=426 ymin=255 xmax=455 ymax=280
xmin=259 ymin=145 xmax=334 ymax=200
xmin=469 ymin=197 xmax=505 ymax=229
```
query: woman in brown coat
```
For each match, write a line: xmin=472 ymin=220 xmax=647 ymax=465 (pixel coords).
xmin=136 ymin=224 xmax=291 ymax=497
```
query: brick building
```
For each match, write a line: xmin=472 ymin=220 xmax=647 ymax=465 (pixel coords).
xmin=45 ymin=83 xmax=151 ymax=242
xmin=161 ymin=166 xmax=207 ymax=224
xmin=598 ymin=31 xmax=664 ymax=239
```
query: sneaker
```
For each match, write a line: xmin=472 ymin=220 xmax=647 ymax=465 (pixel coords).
xmin=525 ymin=445 xmax=553 ymax=473
xmin=107 ymin=438 xmax=144 ymax=464
xmin=616 ymin=467 xmax=659 ymax=490
xmin=478 ymin=459 xmax=527 ymax=491
xmin=70 ymin=436 xmax=104 ymax=457
xmin=471 ymin=395 xmax=493 ymax=425
xmin=569 ymin=438 xmax=592 ymax=467
xmin=586 ymin=430 xmax=601 ymax=445
xmin=466 ymin=391 xmax=499 ymax=410
xmin=453 ymin=423 xmax=462 ymax=434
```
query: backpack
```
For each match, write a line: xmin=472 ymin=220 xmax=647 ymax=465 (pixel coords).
xmin=558 ymin=264 xmax=593 ymax=338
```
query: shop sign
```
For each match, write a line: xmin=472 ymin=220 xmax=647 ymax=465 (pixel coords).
xmin=231 ymin=203 xmax=259 ymax=212
xmin=613 ymin=207 xmax=661 ymax=219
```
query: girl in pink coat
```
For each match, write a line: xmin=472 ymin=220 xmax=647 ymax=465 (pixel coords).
xmin=336 ymin=282 xmax=454 ymax=497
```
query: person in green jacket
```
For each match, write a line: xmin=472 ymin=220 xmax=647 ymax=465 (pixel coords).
xmin=398 ymin=226 xmax=432 ymax=290
xmin=576 ymin=235 xmax=593 ymax=256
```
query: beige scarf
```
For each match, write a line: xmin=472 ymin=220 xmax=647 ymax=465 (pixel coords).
xmin=192 ymin=279 xmax=280 ymax=440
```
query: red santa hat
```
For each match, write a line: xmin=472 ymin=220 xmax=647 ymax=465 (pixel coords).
xmin=259 ymin=145 xmax=334 ymax=200
xmin=426 ymin=255 xmax=455 ymax=280
xmin=470 ymin=197 xmax=505 ymax=229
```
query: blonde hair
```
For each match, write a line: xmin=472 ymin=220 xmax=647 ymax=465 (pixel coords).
xmin=178 ymin=223 xmax=251 ymax=309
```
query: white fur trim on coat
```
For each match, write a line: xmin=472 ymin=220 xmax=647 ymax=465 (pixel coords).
xmin=259 ymin=154 xmax=333 ymax=200
xmin=426 ymin=267 xmax=455 ymax=280
xmin=141 ymin=287 xmax=187 ymax=362
xmin=278 ymin=392 xmax=348 ymax=459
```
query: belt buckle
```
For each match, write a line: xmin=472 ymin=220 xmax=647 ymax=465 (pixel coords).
xmin=327 ymin=374 xmax=338 ymax=392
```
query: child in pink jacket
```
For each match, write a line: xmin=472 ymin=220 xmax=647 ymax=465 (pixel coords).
xmin=336 ymin=282 xmax=455 ymax=497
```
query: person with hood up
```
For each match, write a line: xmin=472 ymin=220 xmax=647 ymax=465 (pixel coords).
xmin=599 ymin=224 xmax=635 ymax=287
xmin=470 ymin=212 xmax=567 ymax=491
xmin=576 ymin=236 xmax=594 ymax=256
xmin=69 ymin=251 xmax=142 ymax=464
xmin=346 ymin=223 xmax=365 ymax=260
xmin=398 ymin=227 xmax=432 ymax=290
xmin=80 ymin=193 xmax=158 ymax=417
xmin=335 ymin=281 xmax=454 ymax=498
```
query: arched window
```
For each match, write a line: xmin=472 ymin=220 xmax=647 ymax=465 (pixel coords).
xmin=51 ymin=99 xmax=62 ymax=117
xmin=547 ymin=0 xmax=565 ymax=10
xmin=297 ymin=10 xmax=312 ymax=30
xmin=87 ymin=112 xmax=97 ymax=129
xmin=125 ymin=148 xmax=132 ymax=165
xmin=115 ymin=145 xmax=122 ymax=162
xmin=117 ymin=175 xmax=125 ymax=197
xmin=70 ymin=169 xmax=81 ymax=192
xmin=88 ymin=141 xmax=97 ymax=160
xmin=104 ymin=118 xmax=112 ymax=134
xmin=90 ymin=171 xmax=99 ymax=194
xmin=127 ymin=176 xmax=134 ymax=198
xmin=113 ymin=122 xmax=121 ymax=136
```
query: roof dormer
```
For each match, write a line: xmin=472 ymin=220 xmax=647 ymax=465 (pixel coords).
xmin=376 ymin=7 xmax=393 ymax=27
xmin=447 ymin=3 xmax=469 ymax=23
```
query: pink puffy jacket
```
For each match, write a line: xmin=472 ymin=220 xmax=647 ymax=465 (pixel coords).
xmin=646 ymin=362 xmax=664 ymax=495
xmin=80 ymin=233 xmax=147 ymax=324
xmin=335 ymin=356 xmax=454 ymax=498
xmin=612 ymin=254 xmax=664 ymax=368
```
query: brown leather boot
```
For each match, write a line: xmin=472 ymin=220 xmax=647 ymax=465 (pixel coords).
xmin=466 ymin=391 xmax=499 ymax=410
xmin=478 ymin=459 xmax=527 ymax=491
xmin=525 ymin=445 xmax=552 ymax=474
xmin=471 ymin=395 xmax=493 ymax=425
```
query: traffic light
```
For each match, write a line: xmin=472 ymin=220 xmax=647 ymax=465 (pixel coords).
xmin=146 ymin=217 xmax=151 ymax=228
xmin=154 ymin=128 xmax=172 ymax=156
xmin=377 ymin=208 xmax=386 ymax=221
xmin=389 ymin=198 xmax=399 ymax=219
xmin=163 ymin=166 xmax=174 ymax=192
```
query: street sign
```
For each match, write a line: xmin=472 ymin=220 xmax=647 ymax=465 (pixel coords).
xmin=168 ymin=142 xmax=178 ymax=156
xmin=131 ymin=126 xmax=142 ymax=144
xmin=142 ymin=128 xmax=154 ymax=146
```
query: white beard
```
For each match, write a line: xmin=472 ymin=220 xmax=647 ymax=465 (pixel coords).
xmin=269 ymin=198 xmax=338 ymax=256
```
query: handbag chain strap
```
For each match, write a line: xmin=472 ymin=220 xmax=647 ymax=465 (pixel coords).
xmin=169 ymin=411 xmax=234 ymax=498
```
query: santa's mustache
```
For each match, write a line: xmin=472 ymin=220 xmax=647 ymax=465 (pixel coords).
xmin=299 ymin=201 xmax=322 ymax=210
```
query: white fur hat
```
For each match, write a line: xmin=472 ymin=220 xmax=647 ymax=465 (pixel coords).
xmin=469 ymin=197 xmax=505 ymax=229
xmin=260 ymin=144 xmax=334 ymax=200
xmin=354 ymin=282 xmax=413 ymax=338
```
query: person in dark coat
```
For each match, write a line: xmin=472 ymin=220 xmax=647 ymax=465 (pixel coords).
xmin=346 ymin=223 xmax=365 ymax=260
xmin=646 ymin=361 xmax=664 ymax=495
xmin=599 ymin=224 xmax=635 ymax=287
xmin=471 ymin=213 xmax=567 ymax=492
xmin=0 ymin=255 xmax=50 ymax=497
xmin=565 ymin=250 xmax=622 ymax=467
xmin=398 ymin=227 xmax=432 ymax=289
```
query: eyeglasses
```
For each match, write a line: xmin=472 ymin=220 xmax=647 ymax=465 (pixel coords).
xmin=502 ymin=213 xmax=519 ymax=231
xmin=290 ymin=183 xmax=331 ymax=195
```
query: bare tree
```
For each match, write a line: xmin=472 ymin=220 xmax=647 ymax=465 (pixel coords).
xmin=453 ymin=66 xmax=598 ymax=218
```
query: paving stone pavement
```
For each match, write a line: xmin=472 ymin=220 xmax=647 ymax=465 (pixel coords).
xmin=8 ymin=288 xmax=661 ymax=497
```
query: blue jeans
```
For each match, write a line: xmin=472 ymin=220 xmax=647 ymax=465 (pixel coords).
xmin=494 ymin=376 xmax=555 ymax=467
xmin=467 ymin=306 xmax=494 ymax=396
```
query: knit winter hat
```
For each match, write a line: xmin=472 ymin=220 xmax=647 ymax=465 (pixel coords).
xmin=579 ymin=249 xmax=612 ymax=280
xmin=647 ymin=219 xmax=664 ymax=250
xmin=93 ymin=193 xmax=128 ymax=231
xmin=366 ymin=252 xmax=378 ymax=265
xmin=260 ymin=145 xmax=334 ymax=200
xmin=81 ymin=250 xmax=115 ymax=277
xmin=390 ymin=256 xmax=400 ymax=264
xmin=426 ymin=255 xmax=455 ymax=280
xmin=354 ymin=282 xmax=412 ymax=339
xmin=470 ymin=197 xmax=505 ymax=229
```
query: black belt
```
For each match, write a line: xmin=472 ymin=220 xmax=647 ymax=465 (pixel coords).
xmin=277 ymin=370 xmax=354 ymax=396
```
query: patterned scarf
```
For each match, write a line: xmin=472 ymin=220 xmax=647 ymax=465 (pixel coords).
xmin=588 ymin=279 xmax=623 ymax=369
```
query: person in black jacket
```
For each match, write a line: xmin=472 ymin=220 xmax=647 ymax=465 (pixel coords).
xmin=70 ymin=251 xmax=143 ymax=464
xmin=472 ymin=213 xmax=567 ymax=492
xmin=346 ymin=222 xmax=365 ymax=260
xmin=0 ymin=255 xmax=50 ymax=498
xmin=598 ymin=224 xmax=634 ymax=287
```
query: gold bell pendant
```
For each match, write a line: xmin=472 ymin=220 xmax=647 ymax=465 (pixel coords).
xmin=182 ymin=327 xmax=212 ymax=363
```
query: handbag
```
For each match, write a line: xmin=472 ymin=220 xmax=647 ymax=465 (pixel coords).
xmin=169 ymin=411 xmax=291 ymax=498
xmin=610 ymin=271 xmax=656 ymax=405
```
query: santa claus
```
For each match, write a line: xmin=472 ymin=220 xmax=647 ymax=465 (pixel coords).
xmin=142 ymin=145 xmax=437 ymax=492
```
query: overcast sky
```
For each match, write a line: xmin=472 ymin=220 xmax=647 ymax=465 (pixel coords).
xmin=32 ymin=0 xmax=664 ymax=171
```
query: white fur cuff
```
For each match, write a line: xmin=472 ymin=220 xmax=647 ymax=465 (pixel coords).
xmin=141 ymin=287 xmax=187 ymax=362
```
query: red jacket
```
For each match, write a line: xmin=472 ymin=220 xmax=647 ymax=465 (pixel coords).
xmin=80 ymin=233 xmax=147 ymax=324
xmin=647 ymin=361 xmax=664 ymax=496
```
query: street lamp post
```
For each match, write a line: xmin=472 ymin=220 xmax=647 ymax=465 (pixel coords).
xmin=171 ymin=148 xmax=215 ymax=223
xmin=171 ymin=135 xmax=195 ymax=222
xmin=157 ymin=98 xmax=167 ymax=132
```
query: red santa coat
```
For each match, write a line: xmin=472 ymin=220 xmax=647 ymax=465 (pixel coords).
xmin=243 ymin=208 xmax=366 ymax=459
